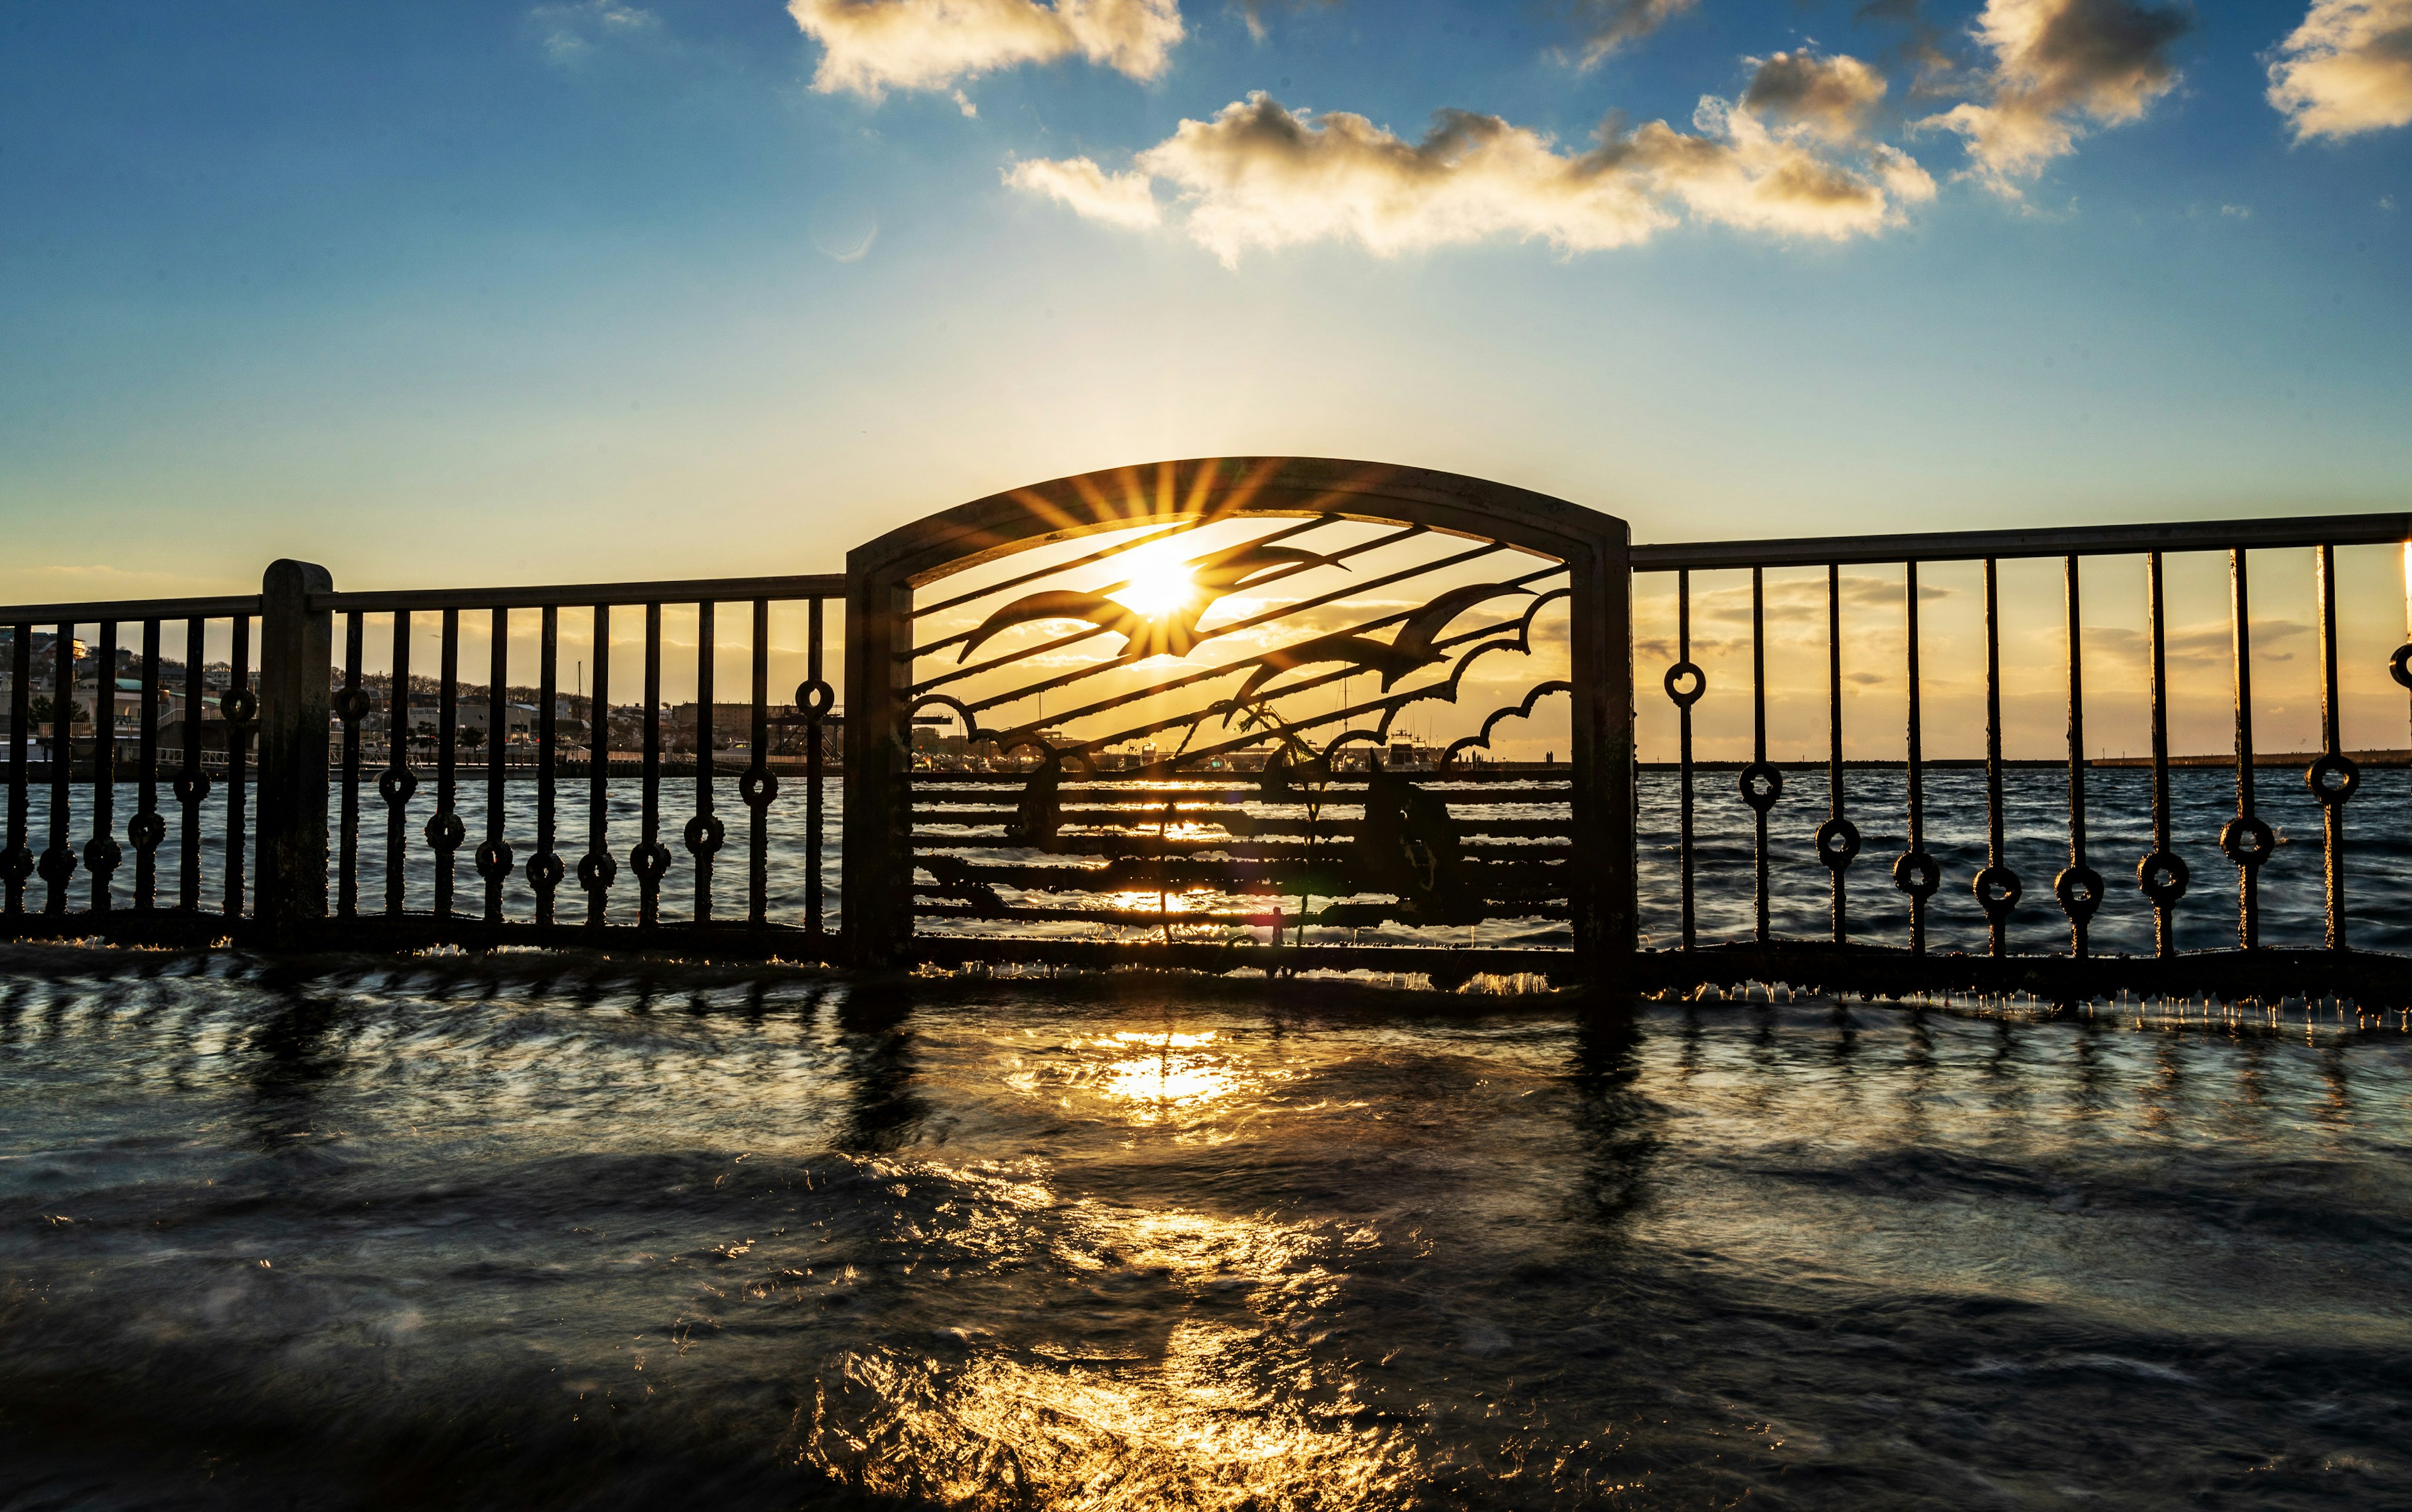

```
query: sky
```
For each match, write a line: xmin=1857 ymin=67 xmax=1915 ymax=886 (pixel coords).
xmin=3 ymin=0 xmax=2409 ymax=756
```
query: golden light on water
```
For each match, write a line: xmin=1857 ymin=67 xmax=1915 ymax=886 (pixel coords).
xmin=801 ymin=1202 xmax=1410 ymax=1510
xmin=1102 ymin=1031 xmax=1239 ymax=1113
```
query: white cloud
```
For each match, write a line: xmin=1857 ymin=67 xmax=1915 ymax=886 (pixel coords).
xmin=787 ymin=0 xmax=1183 ymax=100
xmin=1004 ymin=157 xmax=1164 ymax=229
xmin=1916 ymin=0 xmax=2190 ymax=192
xmin=1741 ymin=50 xmax=1891 ymax=141
xmin=1567 ymin=0 xmax=1700 ymax=65
xmin=1009 ymin=89 xmax=1934 ymax=266
xmin=2268 ymin=0 xmax=2412 ymax=141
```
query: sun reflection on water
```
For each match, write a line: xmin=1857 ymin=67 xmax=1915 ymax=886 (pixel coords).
xmin=799 ymin=1195 xmax=1411 ymax=1511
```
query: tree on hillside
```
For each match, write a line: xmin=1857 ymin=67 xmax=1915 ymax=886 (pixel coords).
xmin=30 ymin=697 xmax=87 ymax=729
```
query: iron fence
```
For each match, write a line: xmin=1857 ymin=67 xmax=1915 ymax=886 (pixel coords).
xmin=1632 ymin=512 xmax=2412 ymax=1003
xmin=3 ymin=463 xmax=2408 ymax=1003
xmin=2 ymin=568 xmax=842 ymax=957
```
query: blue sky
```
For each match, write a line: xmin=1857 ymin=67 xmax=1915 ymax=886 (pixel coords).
xmin=1 ymin=0 xmax=2406 ymax=609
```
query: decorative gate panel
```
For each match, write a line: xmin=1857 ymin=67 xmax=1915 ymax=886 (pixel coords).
xmin=842 ymin=457 xmax=1634 ymax=982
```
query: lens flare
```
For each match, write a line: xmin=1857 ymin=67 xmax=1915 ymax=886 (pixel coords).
xmin=1113 ymin=560 xmax=1199 ymax=619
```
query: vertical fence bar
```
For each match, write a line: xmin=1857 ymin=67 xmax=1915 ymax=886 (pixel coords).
xmin=432 ymin=610 xmax=459 ymax=919
xmin=639 ymin=602 xmax=663 ymax=930
xmin=483 ymin=607 xmax=508 ymax=925
xmin=385 ymin=612 xmax=412 ymax=916
xmin=2228 ymin=550 xmax=2261 ymax=949
xmin=4 ymin=624 xmax=28 ymax=918
xmin=805 ymin=596 xmax=827 ymax=943
xmin=1747 ymin=567 xmax=1773 ymax=944
xmin=532 ymin=607 xmax=560 ymax=926
xmin=88 ymin=620 xmax=119 ymax=911
xmin=1823 ymin=564 xmax=1850 ymax=943
xmin=339 ymin=613 xmax=362 ymax=918
xmin=747 ymin=599 xmax=771 ymax=929
xmin=180 ymin=619 xmax=205 ymax=910
xmin=2061 ymin=557 xmax=2094 ymax=958
xmin=134 ymin=620 xmax=160 ymax=910
xmin=1676 ymin=570 xmax=1697 ymax=952
xmin=224 ymin=615 xmax=251 ymax=917
xmin=2313 ymin=541 xmax=2350 ymax=950
xmin=2143 ymin=552 xmax=2182 ymax=959
xmin=692 ymin=602 xmax=715 ymax=923
xmin=43 ymin=622 xmax=74 ymax=914
xmin=585 ymin=604 xmax=612 ymax=928
xmin=1899 ymin=563 xmax=1931 ymax=955
xmin=1978 ymin=561 xmax=2013 ymax=957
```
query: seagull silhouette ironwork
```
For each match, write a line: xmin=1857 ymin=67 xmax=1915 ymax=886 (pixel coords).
xmin=1223 ymin=581 xmax=1535 ymax=722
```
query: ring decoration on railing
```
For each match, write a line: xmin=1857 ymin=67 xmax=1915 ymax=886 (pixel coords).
xmin=172 ymin=766 xmax=210 ymax=805
xmin=682 ymin=813 xmax=725 ymax=856
xmin=2219 ymin=815 xmax=2276 ymax=869
xmin=1892 ymin=850 xmax=1940 ymax=901
xmin=577 ymin=851 xmax=617 ymax=893
xmin=2305 ymin=751 xmax=2360 ymax=807
xmin=2137 ymin=849 xmax=2190 ymax=908
xmin=334 ymin=687 xmax=374 ymax=725
xmin=82 ymin=835 xmax=122 ymax=877
xmin=1972 ymin=864 xmax=2023 ymax=922
xmin=795 ymin=678 xmax=835 ymax=719
xmin=1813 ymin=817 xmax=1860 ymax=871
xmin=36 ymin=844 xmax=75 ymax=886
xmin=524 ymin=849 xmax=565 ymax=893
xmin=2391 ymin=643 xmax=2412 ymax=690
xmin=0 ymin=846 xmax=31 ymax=884
xmin=127 ymin=812 xmax=165 ymax=852
xmin=629 ymin=840 xmax=673 ymax=883
xmin=1737 ymin=761 xmax=1783 ymax=814
xmin=219 ymin=688 xmax=256 ymax=724
xmin=1663 ymin=661 xmax=1705 ymax=708
xmin=423 ymin=810 xmax=465 ymax=852
xmin=2053 ymin=863 xmax=2104 ymax=925
xmin=474 ymin=839 xmax=514 ymax=883
xmin=378 ymin=764 xmax=418 ymax=806
xmin=739 ymin=764 xmax=778 ymax=808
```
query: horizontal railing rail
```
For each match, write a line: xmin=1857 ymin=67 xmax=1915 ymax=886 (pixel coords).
xmin=1632 ymin=512 xmax=2412 ymax=572
xmin=1630 ymin=511 xmax=2412 ymax=999
xmin=311 ymin=574 xmax=845 ymax=614
xmin=0 ymin=594 xmax=263 ymax=623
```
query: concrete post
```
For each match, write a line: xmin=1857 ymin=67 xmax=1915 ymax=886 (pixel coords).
xmin=254 ymin=559 xmax=333 ymax=944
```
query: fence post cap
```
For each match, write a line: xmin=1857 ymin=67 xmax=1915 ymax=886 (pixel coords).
xmin=263 ymin=559 xmax=334 ymax=594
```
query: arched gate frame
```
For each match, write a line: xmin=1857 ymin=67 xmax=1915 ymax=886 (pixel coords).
xmin=843 ymin=457 xmax=1634 ymax=982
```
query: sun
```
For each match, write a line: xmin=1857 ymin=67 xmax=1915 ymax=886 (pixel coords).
xmin=1114 ymin=559 xmax=1199 ymax=619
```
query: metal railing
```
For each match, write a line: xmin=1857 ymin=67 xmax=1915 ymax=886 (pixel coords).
xmin=6 ymin=496 xmax=2409 ymax=1003
xmin=1631 ymin=511 xmax=2412 ymax=1002
xmin=2 ymin=566 xmax=844 ymax=957
xmin=3 ymin=595 xmax=263 ymax=925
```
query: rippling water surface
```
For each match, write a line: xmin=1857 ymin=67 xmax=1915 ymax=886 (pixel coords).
xmin=4 ymin=947 xmax=2409 ymax=1509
